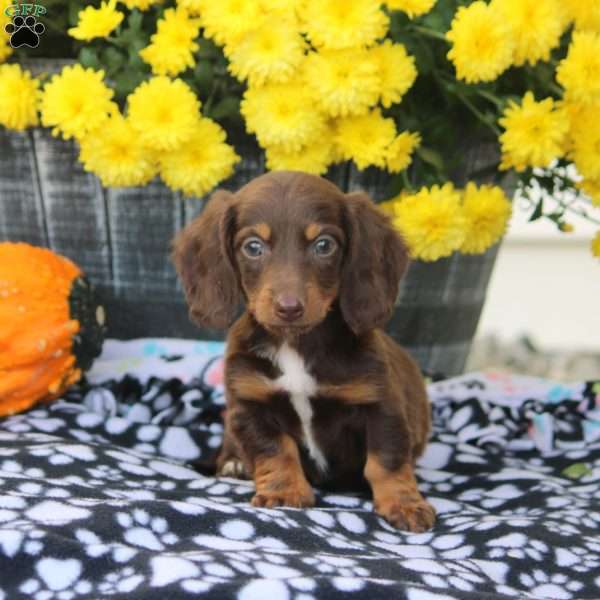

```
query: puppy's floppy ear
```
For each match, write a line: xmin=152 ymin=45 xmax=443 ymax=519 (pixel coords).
xmin=171 ymin=190 xmax=241 ymax=330
xmin=340 ymin=192 xmax=410 ymax=336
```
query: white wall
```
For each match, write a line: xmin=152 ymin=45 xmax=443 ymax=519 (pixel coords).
xmin=476 ymin=203 xmax=600 ymax=350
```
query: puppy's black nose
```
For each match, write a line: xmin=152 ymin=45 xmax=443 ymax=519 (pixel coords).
xmin=274 ymin=294 xmax=304 ymax=322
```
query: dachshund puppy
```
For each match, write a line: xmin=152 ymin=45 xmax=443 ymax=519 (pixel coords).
xmin=172 ymin=171 xmax=435 ymax=532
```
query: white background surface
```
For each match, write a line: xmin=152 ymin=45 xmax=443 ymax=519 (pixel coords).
xmin=476 ymin=195 xmax=600 ymax=350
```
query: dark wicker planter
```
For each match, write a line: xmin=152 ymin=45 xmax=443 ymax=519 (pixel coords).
xmin=0 ymin=124 xmax=501 ymax=376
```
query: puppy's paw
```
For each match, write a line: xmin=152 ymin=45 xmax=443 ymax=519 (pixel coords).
xmin=375 ymin=497 xmax=436 ymax=532
xmin=252 ymin=484 xmax=315 ymax=509
xmin=217 ymin=459 xmax=249 ymax=479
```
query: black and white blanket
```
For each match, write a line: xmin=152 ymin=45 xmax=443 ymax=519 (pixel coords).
xmin=1 ymin=339 xmax=599 ymax=600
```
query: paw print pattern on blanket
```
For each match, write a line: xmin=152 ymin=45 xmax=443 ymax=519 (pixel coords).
xmin=0 ymin=342 xmax=600 ymax=599
xmin=116 ymin=509 xmax=179 ymax=551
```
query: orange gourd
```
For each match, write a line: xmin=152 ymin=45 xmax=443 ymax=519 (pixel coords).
xmin=0 ymin=243 xmax=105 ymax=416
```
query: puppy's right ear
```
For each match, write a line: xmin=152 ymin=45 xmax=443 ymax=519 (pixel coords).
xmin=171 ymin=190 xmax=241 ymax=330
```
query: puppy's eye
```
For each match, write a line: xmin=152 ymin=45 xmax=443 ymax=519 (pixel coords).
xmin=313 ymin=235 xmax=337 ymax=257
xmin=241 ymin=237 xmax=265 ymax=259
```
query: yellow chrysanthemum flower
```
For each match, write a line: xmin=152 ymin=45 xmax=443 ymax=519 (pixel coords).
xmin=265 ymin=140 xmax=333 ymax=175
xmin=378 ymin=200 xmax=395 ymax=216
xmin=0 ymin=33 xmax=12 ymax=63
xmin=499 ymin=92 xmax=569 ymax=172
xmin=393 ymin=184 xmax=466 ymax=261
xmin=302 ymin=0 xmax=388 ymax=50
xmin=304 ymin=48 xmax=380 ymax=117
xmin=577 ymin=178 xmax=600 ymax=207
xmin=446 ymin=2 xmax=514 ymax=83
xmin=121 ymin=0 xmax=162 ymax=10
xmin=68 ymin=0 xmax=124 ymax=41
xmin=384 ymin=0 xmax=436 ymax=19
xmin=591 ymin=231 xmax=600 ymax=258
xmin=571 ymin=119 xmax=600 ymax=181
xmin=227 ymin=19 xmax=305 ymax=86
xmin=564 ymin=0 xmax=600 ymax=33
xmin=78 ymin=112 xmax=157 ymax=187
xmin=197 ymin=0 xmax=267 ymax=46
xmin=559 ymin=100 xmax=588 ymax=153
xmin=140 ymin=37 xmax=196 ymax=77
xmin=160 ymin=118 xmax=240 ymax=196
xmin=333 ymin=109 xmax=396 ymax=169
xmin=492 ymin=0 xmax=567 ymax=67
xmin=370 ymin=41 xmax=416 ymax=108
xmin=127 ymin=77 xmax=201 ymax=151
xmin=140 ymin=8 xmax=200 ymax=76
xmin=386 ymin=131 xmax=420 ymax=173
xmin=0 ymin=0 xmax=13 ymax=62
xmin=241 ymin=79 xmax=325 ymax=152
xmin=557 ymin=32 xmax=600 ymax=106
xmin=259 ymin=0 xmax=303 ymax=16
xmin=40 ymin=65 xmax=116 ymax=140
xmin=177 ymin=0 xmax=202 ymax=15
xmin=0 ymin=64 xmax=39 ymax=130
xmin=459 ymin=183 xmax=512 ymax=254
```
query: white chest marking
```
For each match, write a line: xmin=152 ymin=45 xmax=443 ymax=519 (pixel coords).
xmin=272 ymin=343 xmax=328 ymax=472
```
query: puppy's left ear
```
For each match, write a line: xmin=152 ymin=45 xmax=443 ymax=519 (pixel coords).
xmin=340 ymin=192 xmax=410 ymax=336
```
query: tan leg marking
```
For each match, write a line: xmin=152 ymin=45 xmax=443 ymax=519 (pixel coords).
xmin=318 ymin=380 xmax=381 ymax=404
xmin=365 ymin=453 xmax=436 ymax=532
xmin=229 ymin=374 xmax=274 ymax=403
xmin=252 ymin=434 xmax=315 ymax=509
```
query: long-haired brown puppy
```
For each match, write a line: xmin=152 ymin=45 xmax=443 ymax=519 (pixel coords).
xmin=172 ymin=171 xmax=435 ymax=531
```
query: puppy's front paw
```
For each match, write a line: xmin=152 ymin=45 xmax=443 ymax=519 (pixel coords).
xmin=375 ymin=497 xmax=436 ymax=532
xmin=252 ymin=484 xmax=315 ymax=509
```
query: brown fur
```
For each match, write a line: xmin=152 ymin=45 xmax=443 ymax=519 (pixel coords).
xmin=172 ymin=171 xmax=435 ymax=531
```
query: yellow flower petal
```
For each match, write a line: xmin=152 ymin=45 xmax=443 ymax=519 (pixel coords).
xmin=0 ymin=64 xmax=39 ymax=130
xmin=68 ymin=0 xmax=124 ymax=41
xmin=459 ymin=183 xmax=512 ymax=254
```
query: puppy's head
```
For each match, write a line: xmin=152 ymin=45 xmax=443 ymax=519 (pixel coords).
xmin=172 ymin=171 xmax=409 ymax=337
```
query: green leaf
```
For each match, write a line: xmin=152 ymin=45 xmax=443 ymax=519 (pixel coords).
xmin=196 ymin=38 xmax=221 ymax=59
xmin=194 ymin=61 xmax=214 ymax=93
xmin=102 ymin=47 xmax=125 ymax=75
xmin=68 ymin=0 xmax=81 ymax=26
xmin=113 ymin=70 xmax=145 ymax=99
xmin=529 ymin=198 xmax=544 ymax=221
xmin=416 ymin=146 xmax=446 ymax=174
xmin=128 ymin=8 xmax=144 ymax=32
xmin=79 ymin=47 xmax=100 ymax=70
xmin=207 ymin=96 xmax=241 ymax=120
xmin=127 ymin=37 xmax=147 ymax=69
xmin=561 ymin=463 xmax=592 ymax=480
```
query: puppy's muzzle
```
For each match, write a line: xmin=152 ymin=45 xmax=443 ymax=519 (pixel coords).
xmin=274 ymin=293 xmax=304 ymax=322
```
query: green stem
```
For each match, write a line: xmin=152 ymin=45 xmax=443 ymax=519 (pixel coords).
xmin=454 ymin=92 xmax=502 ymax=136
xmin=548 ymin=81 xmax=564 ymax=98
xmin=476 ymin=89 xmax=504 ymax=111
xmin=401 ymin=169 xmax=414 ymax=193
xmin=106 ymin=36 xmax=126 ymax=48
xmin=558 ymin=198 xmax=600 ymax=226
xmin=408 ymin=25 xmax=448 ymax=42
xmin=203 ymin=79 xmax=222 ymax=115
